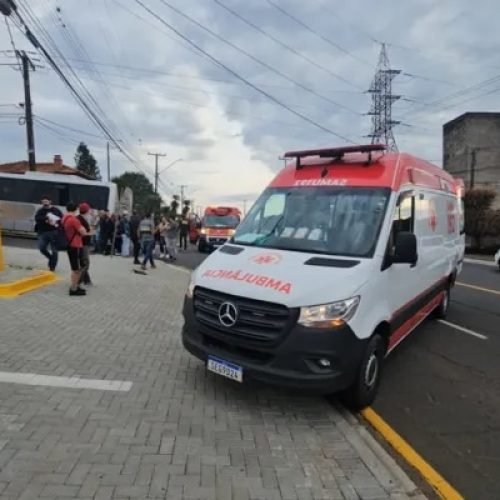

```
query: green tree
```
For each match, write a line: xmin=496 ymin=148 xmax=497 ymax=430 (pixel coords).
xmin=74 ymin=142 xmax=101 ymax=180
xmin=464 ymin=188 xmax=499 ymax=249
xmin=112 ymin=171 xmax=162 ymax=215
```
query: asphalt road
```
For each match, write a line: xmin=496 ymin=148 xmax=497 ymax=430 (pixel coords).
xmin=4 ymin=236 xmax=498 ymax=498
xmin=373 ymin=262 xmax=500 ymax=500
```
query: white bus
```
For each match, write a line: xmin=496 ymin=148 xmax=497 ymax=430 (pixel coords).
xmin=0 ymin=171 xmax=118 ymax=234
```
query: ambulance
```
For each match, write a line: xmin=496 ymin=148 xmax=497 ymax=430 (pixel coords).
xmin=182 ymin=145 xmax=465 ymax=409
xmin=198 ymin=206 xmax=241 ymax=252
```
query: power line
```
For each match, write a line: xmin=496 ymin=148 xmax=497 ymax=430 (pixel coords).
xmin=133 ymin=0 xmax=355 ymax=142
xmin=265 ymin=0 xmax=372 ymax=68
xmin=35 ymin=115 xmax=106 ymax=139
xmin=4 ymin=17 xmax=21 ymax=70
xmin=154 ymin=0 xmax=362 ymax=116
xmin=62 ymin=56 xmax=365 ymax=94
xmin=212 ymin=0 xmax=362 ymax=89
xmin=9 ymin=2 xmax=155 ymax=183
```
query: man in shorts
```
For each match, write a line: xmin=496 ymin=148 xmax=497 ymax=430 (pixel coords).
xmin=62 ymin=203 xmax=88 ymax=296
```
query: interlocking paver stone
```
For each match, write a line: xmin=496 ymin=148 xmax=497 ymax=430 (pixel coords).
xmin=0 ymin=246 xmax=426 ymax=499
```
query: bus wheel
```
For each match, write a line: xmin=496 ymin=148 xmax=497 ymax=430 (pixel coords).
xmin=434 ymin=285 xmax=450 ymax=319
xmin=341 ymin=334 xmax=384 ymax=411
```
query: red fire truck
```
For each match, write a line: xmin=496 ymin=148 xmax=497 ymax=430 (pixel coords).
xmin=198 ymin=206 xmax=241 ymax=252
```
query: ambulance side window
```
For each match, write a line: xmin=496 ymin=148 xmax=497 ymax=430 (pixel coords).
xmin=393 ymin=193 xmax=415 ymax=235
xmin=387 ymin=192 xmax=415 ymax=256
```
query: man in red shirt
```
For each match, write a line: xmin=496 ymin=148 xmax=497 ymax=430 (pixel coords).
xmin=62 ymin=203 xmax=88 ymax=296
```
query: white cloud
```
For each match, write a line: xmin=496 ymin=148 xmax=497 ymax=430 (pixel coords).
xmin=1 ymin=0 xmax=500 ymax=210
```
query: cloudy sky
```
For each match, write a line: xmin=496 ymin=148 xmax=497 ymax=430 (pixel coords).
xmin=1 ymin=0 xmax=499 ymax=210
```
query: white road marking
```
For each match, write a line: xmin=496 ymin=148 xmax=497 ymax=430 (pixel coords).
xmin=438 ymin=320 xmax=488 ymax=340
xmin=0 ymin=372 xmax=133 ymax=391
xmin=464 ymin=258 xmax=497 ymax=268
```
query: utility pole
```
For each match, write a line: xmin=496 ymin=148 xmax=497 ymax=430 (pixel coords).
xmin=470 ymin=148 xmax=477 ymax=189
xmin=20 ymin=51 xmax=36 ymax=171
xmin=148 ymin=152 xmax=166 ymax=194
xmin=106 ymin=141 xmax=111 ymax=182
xmin=179 ymin=184 xmax=188 ymax=208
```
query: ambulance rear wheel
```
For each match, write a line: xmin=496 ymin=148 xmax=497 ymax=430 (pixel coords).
xmin=341 ymin=334 xmax=384 ymax=411
xmin=434 ymin=285 xmax=450 ymax=319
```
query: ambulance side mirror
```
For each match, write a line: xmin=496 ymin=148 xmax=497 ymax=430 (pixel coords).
xmin=393 ymin=232 xmax=418 ymax=266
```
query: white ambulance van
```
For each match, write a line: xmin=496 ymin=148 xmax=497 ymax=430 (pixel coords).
xmin=182 ymin=145 xmax=465 ymax=409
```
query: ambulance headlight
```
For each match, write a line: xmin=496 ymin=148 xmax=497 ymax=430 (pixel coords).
xmin=298 ymin=297 xmax=360 ymax=328
xmin=186 ymin=276 xmax=195 ymax=299
xmin=200 ymin=228 xmax=207 ymax=235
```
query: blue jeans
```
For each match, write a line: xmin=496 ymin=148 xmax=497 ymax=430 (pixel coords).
xmin=38 ymin=230 xmax=58 ymax=271
xmin=141 ymin=239 xmax=154 ymax=266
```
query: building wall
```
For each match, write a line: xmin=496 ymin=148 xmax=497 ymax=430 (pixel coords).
xmin=443 ymin=114 xmax=500 ymax=204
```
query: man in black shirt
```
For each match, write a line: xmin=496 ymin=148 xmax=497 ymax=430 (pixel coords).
xmin=34 ymin=196 xmax=63 ymax=271
xmin=99 ymin=210 xmax=114 ymax=256
xmin=129 ymin=210 xmax=141 ymax=264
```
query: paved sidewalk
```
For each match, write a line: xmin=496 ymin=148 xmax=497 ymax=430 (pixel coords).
xmin=0 ymin=246 xmax=426 ymax=500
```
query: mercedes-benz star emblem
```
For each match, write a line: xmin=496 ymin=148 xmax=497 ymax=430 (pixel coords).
xmin=218 ymin=302 xmax=238 ymax=327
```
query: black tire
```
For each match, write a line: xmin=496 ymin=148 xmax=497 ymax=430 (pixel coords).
xmin=341 ymin=334 xmax=385 ymax=411
xmin=434 ymin=284 xmax=450 ymax=319
xmin=198 ymin=241 xmax=205 ymax=253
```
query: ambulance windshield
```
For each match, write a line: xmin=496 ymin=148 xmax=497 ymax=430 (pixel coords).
xmin=232 ymin=187 xmax=390 ymax=258
xmin=204 ymin=214 xmax=240 ymax=227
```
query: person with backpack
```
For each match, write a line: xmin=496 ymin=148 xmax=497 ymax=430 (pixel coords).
xmin=34 ymin=195 xmax=63 ymax=271
xmin=77 ymin=202 xmax=93 ymax=286
xmin=62 ymin=203 xmax=88 ymax=296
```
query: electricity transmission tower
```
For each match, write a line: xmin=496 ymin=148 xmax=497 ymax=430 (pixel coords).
xmin=367 ymin=44 xmax=401 ymax=151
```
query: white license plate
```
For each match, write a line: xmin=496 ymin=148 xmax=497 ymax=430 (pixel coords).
xmin=207 ymin=356 xmax=243 ymax=382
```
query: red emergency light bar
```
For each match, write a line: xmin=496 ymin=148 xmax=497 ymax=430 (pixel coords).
xmin=284 ymin=144 xmax=387 ymax=169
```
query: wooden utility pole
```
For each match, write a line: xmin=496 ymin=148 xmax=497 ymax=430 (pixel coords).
xmin=20 ymin=51 xmax=36 ymax=171
xmin=148 ymin=152 xmax=167 ymax=194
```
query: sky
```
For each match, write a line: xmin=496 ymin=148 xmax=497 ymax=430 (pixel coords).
xmin=1 ymin=0 xmax=499 ymax=212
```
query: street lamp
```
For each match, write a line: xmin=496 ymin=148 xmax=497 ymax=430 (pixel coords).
xmin=159 ymin=158 xmax=183 ymax=175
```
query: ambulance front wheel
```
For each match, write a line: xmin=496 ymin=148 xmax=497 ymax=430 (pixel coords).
xmin=341 ymin=334 xmax=385 ymax=411
xmin=434 ymin=284 xmax=450 ymax=319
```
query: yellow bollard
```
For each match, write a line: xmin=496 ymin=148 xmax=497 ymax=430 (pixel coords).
xmin=0 ymin=225 xmax=4 ymax=272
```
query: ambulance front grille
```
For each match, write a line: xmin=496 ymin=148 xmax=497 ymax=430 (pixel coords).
xmin=193 ymin=287 xmax=293 ymax=344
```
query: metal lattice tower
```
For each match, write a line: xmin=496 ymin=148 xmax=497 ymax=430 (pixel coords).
xmin=367 ymin=44 xmax=401 ymax=151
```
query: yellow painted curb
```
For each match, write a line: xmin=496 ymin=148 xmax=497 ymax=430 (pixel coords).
xmin=361 ymin=407 xmax=463 ymax=500
xmin=0 ymin=270 xmax=58 ymax=298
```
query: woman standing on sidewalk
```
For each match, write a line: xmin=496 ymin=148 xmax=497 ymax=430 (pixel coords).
xmin=138 ymin=213 xmax=156 ymax=270
xmin=62 ymin=203 xmax=88 ymax=296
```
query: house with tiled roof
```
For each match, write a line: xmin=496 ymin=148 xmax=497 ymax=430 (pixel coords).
xmin=0 ymin=155 xmax=93 ymax=179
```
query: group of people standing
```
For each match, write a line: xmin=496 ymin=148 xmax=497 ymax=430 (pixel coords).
xmin=35 ymin=196 xmax=93 ymax=296
xmin=135 ymin=213 xmax=185 ymax=270
xmin=35 ymin=196 xmax=191 ymax=295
